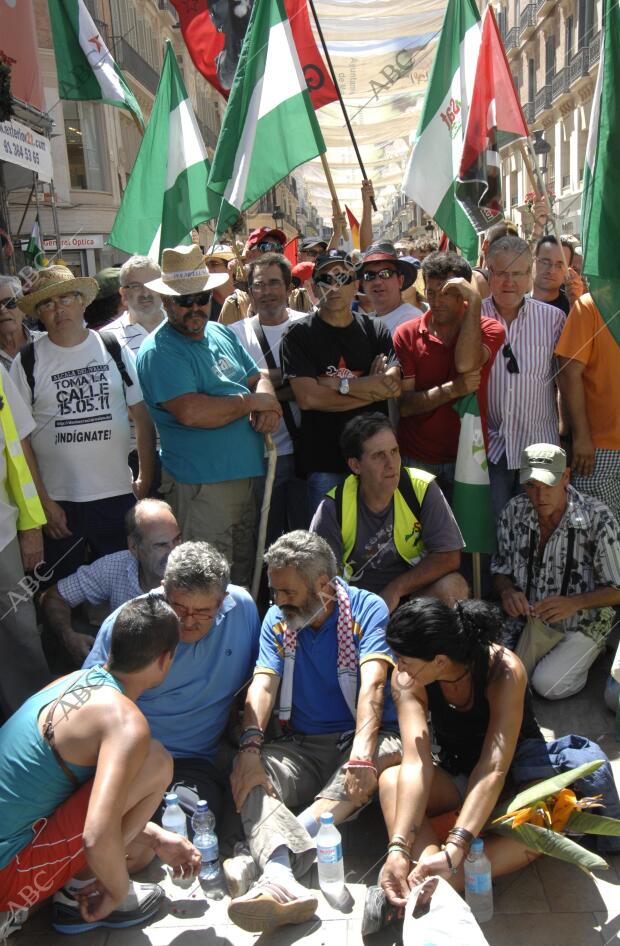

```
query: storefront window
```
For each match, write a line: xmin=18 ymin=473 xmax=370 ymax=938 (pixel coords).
xmin=63 ymin=101 xmax=109 ymax=191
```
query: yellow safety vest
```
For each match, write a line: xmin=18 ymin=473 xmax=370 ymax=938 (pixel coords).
xmin=327 ymin=467 xmax=434 ymax=580
xmin=0 ymin=371 xmax=46 ymax=531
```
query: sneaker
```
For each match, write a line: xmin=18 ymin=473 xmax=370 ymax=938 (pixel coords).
xmin=52 ymin=881 xmax=164 ymax=935
xmin=228 ymin=877 xmax=318 ymax=933
xmin=0 ymin=908 xmax=27 ymax=943
xmin=361 ymin=885 xmax=403 ymax=937
xmin=223 ymin=845 xmax=258 ymax=898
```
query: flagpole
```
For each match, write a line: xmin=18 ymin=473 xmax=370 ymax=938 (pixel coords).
xmin=319 ymin=152 xmax=346 ymax=233
xmin=32 ymin=173 xmax=44 ymax=254
xmin=519 ymin=140 xmax=568 ymax=274
xmin=307 ymin=0 xmax=377 ymax=212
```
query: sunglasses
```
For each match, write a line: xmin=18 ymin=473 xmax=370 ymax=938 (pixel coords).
xmin=502 ymin=343 xmax=520 ymax=374
xmin=172 ymin=291 xmax=212 ymax=308
xmin=315 ymin=271 xmax=357 ymax=287
xmin=257 ymin=241 xmax=283 ymax=253
xmin=0 ymin=297 xmax=17 ymax=310
xmin=361 ymin=268 xmax=398 ymax=283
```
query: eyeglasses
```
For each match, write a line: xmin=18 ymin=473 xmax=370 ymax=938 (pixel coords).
xmin=170 ymin=600 xmax=222 ymax=621
xmin=122 ymin=281 xmax=153 ymax=291
xmin=502 ymin=343 xmax=520 ymax=374
xmin=361 ymin=268 xmax=398 ymax=283
xmin=36 ymin=292 xmax=81 ymax=315
xmin=257 ymin=241 xmax=283 ymax=253
xmin=490 ymin=269 xmax=530 ymax=281
xmin=0 ymin=297 xmax=17 ymax=310
xmin=171 ymin=291 xmax=212 ymax=308
xmin=316 ymin=271 xmax=357 ymax=287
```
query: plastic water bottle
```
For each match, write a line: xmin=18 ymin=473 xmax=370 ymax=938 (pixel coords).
xmin=316 ymin=813 xmax=345 ymax=898
xmin=161 ymin=792 xmax=191 ymax=887
xmin=464 ymin=838 xmax=493 ymax=923
xmin=191 ymin=800 xmax=223 ymax=899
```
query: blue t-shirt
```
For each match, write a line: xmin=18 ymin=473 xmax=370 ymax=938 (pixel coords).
xmin=84 ymin=586 xmax=260 ymax=759
xmin=136 ymin=320 xmax=264 ymax=483
xmin=256 ymin=583 xmax=398 ymax=734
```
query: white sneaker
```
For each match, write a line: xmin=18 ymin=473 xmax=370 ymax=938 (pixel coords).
xmin=223 ymin=844 xmax=258 ymax=898
xmin=228 ymin=876 xmax=318 ymax=933
xmin=0 ymin=908 xmax=27 ymax=943
xmin=52 ymin=880 xmax=164 ymax=934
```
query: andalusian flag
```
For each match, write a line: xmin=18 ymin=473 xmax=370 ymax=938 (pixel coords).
xmin=452 ymin=393 xmax=496 ymax=554
xmin=580 ymin=0 xmax=620 ymax=346
xmin=25 ymin=218 xmax=44 ymax=264
xmin=207 ymin=0 xmax=326 ymax=236
xmin=109 ymin=42 xmax=213 ymax=261
xmin=47 ymin=0 xmax=143 ymax=127
xmin=402 ymin=0 xmax=481 ymax=262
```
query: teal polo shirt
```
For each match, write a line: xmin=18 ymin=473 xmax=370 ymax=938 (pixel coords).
xmin=136 ymin=320 xmax=264 ymax=483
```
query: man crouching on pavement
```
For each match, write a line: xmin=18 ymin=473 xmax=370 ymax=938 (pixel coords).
xmin=225 ymin=530 xmax=401 ymax=934
xmin=0 ymin=596 xmax=200 ymax=938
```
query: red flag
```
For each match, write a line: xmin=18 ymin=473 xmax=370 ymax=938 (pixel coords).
xmin=345 ymin=206 xmax=360 ymax=250
xmin=284 ymin=237 xmax=298 ymax=266
xmin=456 ymin=5 xmax=529 ymax=233
xmin=438 ymin=231 xmax=450 ymax=253
xmin=171 ymin=0 xmax=338 ymax=110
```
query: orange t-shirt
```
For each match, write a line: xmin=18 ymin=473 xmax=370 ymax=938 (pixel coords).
xmin=555 ymin=294 xmax=620 ymax=449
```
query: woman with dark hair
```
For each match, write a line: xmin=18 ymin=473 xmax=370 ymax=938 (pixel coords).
xmin=378 ymin=597 xmax=542 ymax=907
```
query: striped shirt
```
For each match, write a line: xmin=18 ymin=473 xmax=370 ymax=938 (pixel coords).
xmin=483 ymin=296 xmax=566 ymax=468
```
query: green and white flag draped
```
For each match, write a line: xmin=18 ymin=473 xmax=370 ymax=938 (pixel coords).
xmin=580 ymin=0 xmax=620 ymax=346
xmin=402 ymin=0 xmax=481 ymax=263
xmin=47 ymin=0 xmax=143 ymax=127
xmin=207 ymin=0 xmax=326 ymax=236
xmin=109 ymin=42 xmax=212 ymax=262
xmin=452 ymin=393 xmax=496 ymax=554
xmin=26 ymin=218 xmax=44 ymax=265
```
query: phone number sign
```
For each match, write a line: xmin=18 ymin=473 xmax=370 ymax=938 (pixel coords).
xmin=0 ymin=119 xmax=53 ymax=183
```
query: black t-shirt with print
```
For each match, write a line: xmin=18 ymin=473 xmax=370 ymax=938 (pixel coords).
xmin=280 ymin=310 xmax=399 ymax=474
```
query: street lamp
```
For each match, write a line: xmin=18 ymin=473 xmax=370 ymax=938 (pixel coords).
xmin=532 ymin=129 xmax=551 ymax=176
xmin=272 ymin=205 xmax=285 ymax=228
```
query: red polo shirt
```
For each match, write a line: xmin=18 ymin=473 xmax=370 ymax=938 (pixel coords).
xmin=393 ymin=310 xmax=505 ymax=464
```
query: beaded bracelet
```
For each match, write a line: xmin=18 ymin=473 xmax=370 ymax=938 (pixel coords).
xmin=238 ymin=744 xmax=262 ymax=755
xmin=240 ymin=727 xmax=265 ymax=745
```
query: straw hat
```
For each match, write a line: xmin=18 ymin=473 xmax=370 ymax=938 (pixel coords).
xmin=145 ymin=245 xmax=230 ymax=296
xmin=19 ymin=265 xmax=99 ymax=316
xmin=204 ymin=243 xmax=236 ymax=263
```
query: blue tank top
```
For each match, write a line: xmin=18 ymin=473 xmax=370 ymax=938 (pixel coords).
xmin=0 ymin=666 xmax=123 ymax=868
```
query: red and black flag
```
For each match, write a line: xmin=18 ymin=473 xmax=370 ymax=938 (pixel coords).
xmin=456 ymin=5 xmax=528 ymax=233
xmin=171 ymin=0 xmax=338 ymax=109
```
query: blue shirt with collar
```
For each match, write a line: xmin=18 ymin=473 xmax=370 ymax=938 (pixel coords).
xmin=256 ymin=582 xmax=398 ymax=735
xmin=136 ymin=320 xmax=264 ymax=484
xmin=84 ymin=585 xmax=260 ymax=759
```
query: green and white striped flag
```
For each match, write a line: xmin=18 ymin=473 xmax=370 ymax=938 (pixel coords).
xmin=207 ymin=0 xmax=326 ymax=236
xmin=109 ymin=42 xmax=214 ymax=262
xmin=48 ymin=0 xmax=143 ymax=128
xmin=452 ymin=393 xmax=496 ymax=554
xmin=580 ymin=0 xmax=620 ymax=346
xmin=25 ymin=218 xmax=44 ymax=265
xmin=402 ymin=0 xmax=481 ymax=263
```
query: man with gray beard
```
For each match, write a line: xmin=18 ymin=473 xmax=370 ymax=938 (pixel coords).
xmin=225 ymin=530 xmax=401 ymax=935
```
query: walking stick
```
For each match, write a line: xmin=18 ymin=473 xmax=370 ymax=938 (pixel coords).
xmin=251 ymin=433 xmax=277 ymax=600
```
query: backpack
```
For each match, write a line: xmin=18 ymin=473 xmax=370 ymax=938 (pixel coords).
xmin=19 ymin=330 xmax=133 ymax=404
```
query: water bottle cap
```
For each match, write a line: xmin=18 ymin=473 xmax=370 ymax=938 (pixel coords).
xmin=471 ymin=838 xmax=484 ymax=852
xmin=164 ymin=792 xmax=178 ymax=805
xmin=320 ymin=812 xmax=334 ymax=825
xmin=196 ymin=800 xmax=209 ymax=812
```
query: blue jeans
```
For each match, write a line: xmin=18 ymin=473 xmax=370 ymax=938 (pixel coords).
xmin=510 ymin=735 xmax=620 ymax=853
xmin=488 ymin=454 xmax=521 ymax=520
xmin=306 ymin=472 xmax=346 ymax=522
xmin=402 ymin=457 xmax=455 ymax=504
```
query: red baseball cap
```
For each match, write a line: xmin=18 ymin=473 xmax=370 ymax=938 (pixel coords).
xmin=292 ymin=262 xmax=315 ymax=282
xmin=246 ymin=227 xmax=286 ymax=249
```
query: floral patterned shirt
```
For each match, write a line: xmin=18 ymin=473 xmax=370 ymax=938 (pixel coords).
xmin=492 ymin=485 xmax=620 ymax=644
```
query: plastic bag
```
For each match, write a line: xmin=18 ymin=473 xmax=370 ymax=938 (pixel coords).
xmin=402 ymin=876 xmax=490 ymax=945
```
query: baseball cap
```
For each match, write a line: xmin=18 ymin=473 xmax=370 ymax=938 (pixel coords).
xmin=300 ymin=237 xmax=327 ymax=252
xmin=292 ymin=262 xmax=315 ymax=283
xmin=519 ymin=443 xmax=567 ymax=486
xmin=246 ymin=227 xmax=286 ymax=249
xmin=313 ymin=248 xmax=357 ymax=275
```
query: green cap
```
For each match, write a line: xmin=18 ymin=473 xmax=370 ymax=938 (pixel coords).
xmin=95 ymin=267 xmax=121 ymax=300
xmin=519 ymin=443 xmax=567 ymax=486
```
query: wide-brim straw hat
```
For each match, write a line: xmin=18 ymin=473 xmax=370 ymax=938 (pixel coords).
xmin=204 ymin=244 xmax=236 ymax=263
xmin=145 ymin=245 xmax=230 ymax=296
xmin=19 ymin=265 xmax=99 ymax=316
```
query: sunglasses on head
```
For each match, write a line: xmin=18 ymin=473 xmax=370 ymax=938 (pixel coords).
xmin=316 ymin=271 xmax=357 ymax=287
xmin=502 ymin=343 xmax=520 ymax=374
xmin=0 ymin=297 xmax=17 ymax=310
xmin=361 ymin=267 xmax=398 ymax=283
xmin=172 ymin=291 xmax=212 ymax=308
xmin=257 ymin=241 xmax=283 ymax=253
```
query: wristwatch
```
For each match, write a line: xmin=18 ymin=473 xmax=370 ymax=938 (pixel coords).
xmin=338 ymin=377 xmax=350 ymax=395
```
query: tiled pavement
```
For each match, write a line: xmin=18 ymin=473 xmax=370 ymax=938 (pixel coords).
xmin=11 ymin=654 xmax=620 ymax=945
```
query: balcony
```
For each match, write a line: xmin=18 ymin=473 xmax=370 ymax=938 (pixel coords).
xmin=536 ymin=0 xmax=554 ymax=15
xmin=522 ymin=100 xmax=535 ymax=124
xmin=114 ymin=37 xmax=160 ymax=96
xmin=589 ymin=32 xmax=601 ymax=66
xmin=534 ymin=84 xmax=551 ymax=116
xmin=519 ymin=3 xmax=537 ymax=38
xmin=551 ymin=67 xmax=569 ymax=101
xmin=569 ymin=47 xmax=589 ymax=85
xmin=504 ymin=26 xmax=518 ymax=51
